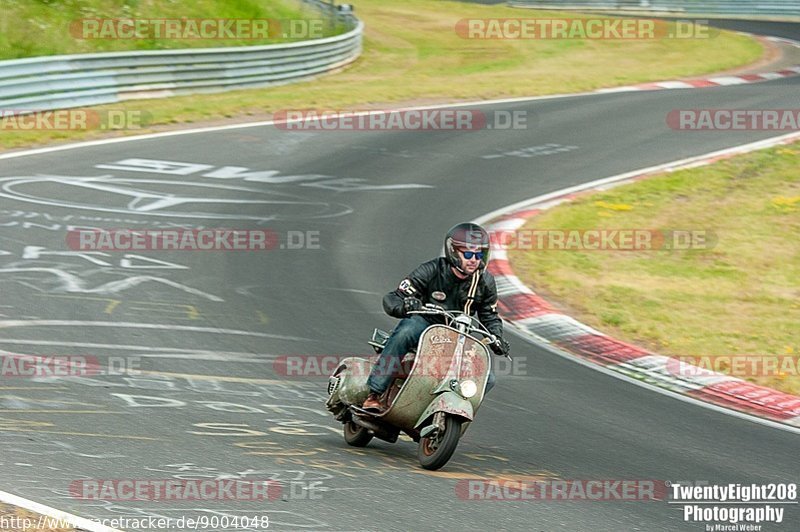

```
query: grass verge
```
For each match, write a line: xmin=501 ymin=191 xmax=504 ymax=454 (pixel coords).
xmin=508 ymin=140 xmax=800 ymax=395
xmin=0 ymin=0 xmax=763 ymax=150
xmin=0 ymin=0 xmax=345 ymax=58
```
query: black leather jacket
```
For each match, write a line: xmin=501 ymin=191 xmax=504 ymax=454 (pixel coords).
xmin=383 ymin=257 xmax=503 ymax=338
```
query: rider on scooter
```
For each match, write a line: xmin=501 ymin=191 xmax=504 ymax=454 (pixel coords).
xmin=362 ymin=222 xmax=511 ymax=411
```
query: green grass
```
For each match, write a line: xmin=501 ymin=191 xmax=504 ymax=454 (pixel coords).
xmin=509 ymin=141 xmax=800 ymax=395
xmin=0 ymin=0 xmax=346 ymax=58
xmin=0 ymin=0 xmax=763 ymax=149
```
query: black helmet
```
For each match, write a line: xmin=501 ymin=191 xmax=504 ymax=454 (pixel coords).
xmin=445 ymin=222 xmax=491 ymax=273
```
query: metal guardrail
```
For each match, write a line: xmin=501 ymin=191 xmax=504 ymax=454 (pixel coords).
xmin=0 ymin=1 xmax=362 ymax=113
xmin=509 ymin=1 xmax=800 ymax=17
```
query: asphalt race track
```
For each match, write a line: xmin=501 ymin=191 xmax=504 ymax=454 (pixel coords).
xmin=0 ymin=19 xmax=797 ymax=532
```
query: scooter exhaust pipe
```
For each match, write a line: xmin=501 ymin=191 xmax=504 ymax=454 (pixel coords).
xmin=351 ymin=413 xmax=399 ymax=443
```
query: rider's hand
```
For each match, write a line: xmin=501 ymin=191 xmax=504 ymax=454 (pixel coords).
xmin=491 ymin=337 xmax=511 ymax=357
xmin=403 ymin=297 xmax=423 ymax=316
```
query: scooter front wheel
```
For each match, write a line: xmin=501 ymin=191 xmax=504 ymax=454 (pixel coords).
xmin=418 ymin=415 xmax=462 ymax=470
xmin=343 ymin=420 xmax=373 ymax=447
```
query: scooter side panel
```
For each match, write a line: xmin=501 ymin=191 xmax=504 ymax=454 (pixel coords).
xmin=334 ymin=357 xmax=373 ymax=406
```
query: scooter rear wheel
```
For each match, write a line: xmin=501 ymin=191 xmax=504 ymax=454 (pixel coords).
xmin=343 ymin=420 xmax=373 ymax=447
xmin=418 ymin=415 xmax=462 ymax=470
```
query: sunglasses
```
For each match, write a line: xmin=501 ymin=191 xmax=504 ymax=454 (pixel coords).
xmin=460 ymin=250 xmax=484 ymax=260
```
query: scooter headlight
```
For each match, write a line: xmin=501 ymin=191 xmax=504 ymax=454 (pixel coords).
xmin=459 ymin=379 xmax=478 ymax=398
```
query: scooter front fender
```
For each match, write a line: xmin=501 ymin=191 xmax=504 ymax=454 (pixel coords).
xmin=413 ymin=391 xmax=474 ymax=430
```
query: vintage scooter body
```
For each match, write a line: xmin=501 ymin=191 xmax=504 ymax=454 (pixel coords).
xmin=326 ymin=307 xmax=497 ymax=470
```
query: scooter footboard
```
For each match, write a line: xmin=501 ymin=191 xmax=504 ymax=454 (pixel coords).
xmin=413 ymin=392 xmax=474 ymax=430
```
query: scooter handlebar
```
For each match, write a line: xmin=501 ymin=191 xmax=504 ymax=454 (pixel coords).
xmin=407 ymin=304 xmax=448 ymax=316
xmin=481 ymin=334 xmax=513 ymax=360
xmin=409 ymin=305 xmax=498 ymax=345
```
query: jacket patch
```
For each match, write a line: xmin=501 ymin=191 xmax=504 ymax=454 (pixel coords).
xmin=398 ymin=279 xmax=417 ymax=296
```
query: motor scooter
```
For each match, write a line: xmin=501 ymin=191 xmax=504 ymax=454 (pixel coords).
xmin=325 ymin=305 xmax=506 ymax=470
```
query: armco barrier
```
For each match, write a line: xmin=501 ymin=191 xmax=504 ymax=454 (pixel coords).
xmin=508 ymin=0 xmax=800 ymax=18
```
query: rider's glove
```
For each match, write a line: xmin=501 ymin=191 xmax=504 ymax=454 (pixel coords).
xmin=402 ymin=297 xmax=423 ymax=316
xmin=491 ymin=337 xmax=511 ymax=357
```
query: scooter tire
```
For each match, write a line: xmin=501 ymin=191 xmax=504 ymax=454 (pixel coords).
xmin=343 ymin=421 xmax=373 ymax=447
xmin=418 ymin=415 xmax=462 ymax=470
